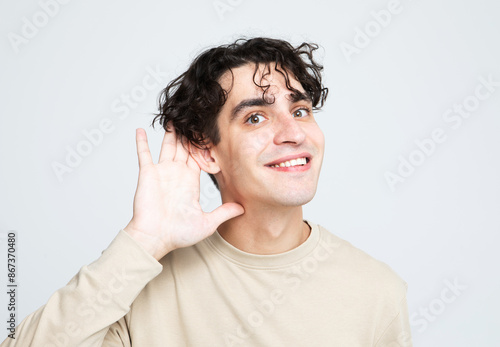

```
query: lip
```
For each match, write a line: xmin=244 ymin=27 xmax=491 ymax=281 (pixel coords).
xmin=264 ymin=152 xmax=312 ymax=167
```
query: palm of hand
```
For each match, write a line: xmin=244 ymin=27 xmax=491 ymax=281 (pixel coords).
xmin=124 ymin=127 xmax=244 ymax=260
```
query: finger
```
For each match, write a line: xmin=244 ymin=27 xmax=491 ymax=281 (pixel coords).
xmin=136 ymin=128 xmax=153 ymax=167
xmin=186 ymin=142 xmax=204 ymax=170
xmin=206 ymin=203 xmax=245 ymax=231
xmin=158 ymin=122 xmax=177 ymax=163
xmin=186 ymin=153 xmax=201 ymax=171
xmin=174 ymin=135 xmax=189 ymax=163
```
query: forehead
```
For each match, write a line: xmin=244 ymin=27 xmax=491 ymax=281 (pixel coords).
xmin=219 ymin=63 xmax=306 ymax=102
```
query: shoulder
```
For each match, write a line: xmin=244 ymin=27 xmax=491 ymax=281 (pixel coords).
xmin=313 ymin=222 xmax=408 ymax=300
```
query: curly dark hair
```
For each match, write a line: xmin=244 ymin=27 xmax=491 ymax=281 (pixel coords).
xmin=151 ymin=37 xmax=328 ymax=189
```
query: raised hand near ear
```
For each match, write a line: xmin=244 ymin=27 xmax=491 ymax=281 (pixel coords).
xmin=124 ymin=127 xmax=244 ymax=260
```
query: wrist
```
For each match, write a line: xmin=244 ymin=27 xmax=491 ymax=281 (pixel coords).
xmin=124 ymin=225 xmax=172 ymax=261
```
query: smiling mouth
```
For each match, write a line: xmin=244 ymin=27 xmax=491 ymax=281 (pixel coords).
xmin=266 ymin=157 xmax=309 ymax=168
xmin=265 ymin=157 xmax=312 ymax=171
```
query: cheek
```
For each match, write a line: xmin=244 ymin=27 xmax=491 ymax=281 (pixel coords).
xmin=243 ymin=130 xmax=272 ymax=155
xmin=217 ymin=138 xmax=254 ymax=179
xmin=311 ymin=127 xmax=325 ymax=171
xmin=305 ymin=123 xmax=325 ymax=147
xmin=223 ymin=134 xmax=270 ymax=182
xmin=317 ymin=129 xmax=325 ymax=151
xmin=231 ymin=130 xmax=272 ymax=162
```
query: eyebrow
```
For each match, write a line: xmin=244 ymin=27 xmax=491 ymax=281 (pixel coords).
xmin=230 ymin=97 xmax=270 ymax=122
xmin=230 ymin=91 xmax=312 ymax=122
xmin=288 ymin=91 xmax=312 ymax=104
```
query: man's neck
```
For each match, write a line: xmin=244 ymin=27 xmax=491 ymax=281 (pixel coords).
xmin=216 ymin=204 xmax=311 ymax=255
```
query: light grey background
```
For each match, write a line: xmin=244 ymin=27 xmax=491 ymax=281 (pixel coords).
xmin=1 ymin=0 xmax=499 ymax=345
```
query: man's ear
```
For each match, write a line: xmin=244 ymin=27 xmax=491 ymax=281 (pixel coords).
xmin=189 ymin=142 xmax=221 ymax=174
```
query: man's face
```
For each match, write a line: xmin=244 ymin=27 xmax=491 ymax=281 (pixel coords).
xmin=209 ymin=63 xmax=325 ymax=208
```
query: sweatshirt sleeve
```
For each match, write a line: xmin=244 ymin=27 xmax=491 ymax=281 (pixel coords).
xmin=0 ymin=230 xmax=163 ymax=347
xmin=374 ymin=295 xmax=413 ymax=347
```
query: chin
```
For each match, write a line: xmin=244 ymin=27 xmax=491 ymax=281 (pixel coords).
xmin=271 ymin=187 xmax=317 ymax=207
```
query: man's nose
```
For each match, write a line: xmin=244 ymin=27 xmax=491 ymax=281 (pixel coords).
xmin=272 ymin=112 xmax=306 ymax=145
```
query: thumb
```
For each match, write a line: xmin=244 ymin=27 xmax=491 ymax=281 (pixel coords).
xmin=206 ymin=202 xmax=244 ymax=231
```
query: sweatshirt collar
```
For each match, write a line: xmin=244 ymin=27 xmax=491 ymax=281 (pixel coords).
xmin=204 ymin=220 xmax=320 ymax=269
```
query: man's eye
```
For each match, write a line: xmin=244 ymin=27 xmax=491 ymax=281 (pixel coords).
xmin=293 ymin=108 xmax=310 ymax=118
xmin=246 ymin=114 xmax=265 ymax=124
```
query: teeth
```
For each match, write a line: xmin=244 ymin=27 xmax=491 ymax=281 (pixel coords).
xmin=272 ymin=157 xmax=307 ymax=168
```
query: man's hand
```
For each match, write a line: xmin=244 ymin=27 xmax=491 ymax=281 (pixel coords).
xmin=123 ymin=126 xmax=244 ymax=260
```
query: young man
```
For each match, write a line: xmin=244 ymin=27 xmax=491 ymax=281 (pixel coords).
xmin=2 ymin=37 xmax=412 ymax=346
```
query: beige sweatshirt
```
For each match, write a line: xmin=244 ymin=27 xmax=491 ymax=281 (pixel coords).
xmin=1 ymin=221 xmax=412 ymax=346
